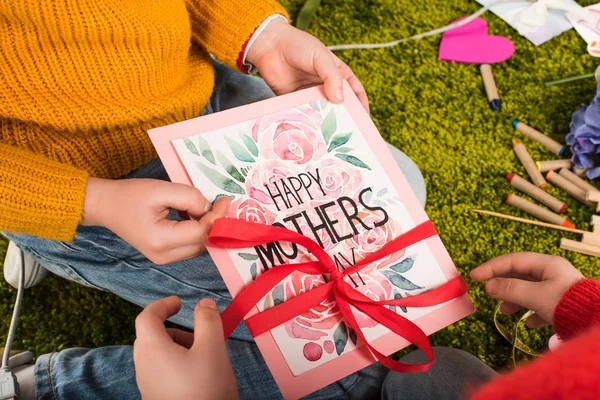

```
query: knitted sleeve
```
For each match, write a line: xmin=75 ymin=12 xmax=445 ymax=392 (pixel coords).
xmin=470 ymin=325 xmax=600 ymax=400
xmin=185 ymin=0 xmax=288 ymax=70
xmin=553 ymin=279 xmax=600 ymax=341
xmin=0 ymin=143 xmax=88 ymax=241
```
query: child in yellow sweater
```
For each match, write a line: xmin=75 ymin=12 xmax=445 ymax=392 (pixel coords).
xmin=1 ymin=1 xmax=425 ymax=398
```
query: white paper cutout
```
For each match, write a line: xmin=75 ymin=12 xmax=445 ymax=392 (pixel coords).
xmin=567 ymin=5 xmax=600 ymax=57
xmin=476 ymin=0 xmax=580 ymax=45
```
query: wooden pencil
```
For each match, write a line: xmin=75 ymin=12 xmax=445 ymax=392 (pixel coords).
xmin=536 ymin=159 xmax=573 ymax=172
xmin=582 ymin=233 xmax=600 ymax=247
xmin=507 ymin=173 xmax=566 ymax=213
xmin=481 ymin=65 xmax=500 ymax=111
xmin=513 ymin=138 xmax=547 ymax=189
xmin=560 ymin=238 xmax=600 ymax=257
xmin=512 ymin=121 xmax=567 ymax=156
xmin=558 ymin=168 xmax=598 ymax=193
xmin=472 ymin=209 xmax=599 ymax=235
xmin=546 ymin=170 xmax=595 ymax=208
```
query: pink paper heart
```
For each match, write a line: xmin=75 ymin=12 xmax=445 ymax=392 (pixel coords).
xmin=439 ymin=18 xmax=515 ymax=64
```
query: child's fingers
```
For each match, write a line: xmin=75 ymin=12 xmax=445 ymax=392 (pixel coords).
xmin=191 ymin=299 xmax=226 ymax=350
xmin=500 ymin=301 xmax=523 ymax=315
xmin=485 ymin=278 xmax=540 ymax=311
xmin=135 ymin=296 xmax=181 ymax=343
xmin=158 ymin=196 xmax=231 ymax=254
xmin=313 ymin=48 xmax=344 ymax=103
xmin=526 ymin=314 xmax=550 ymax=329
xmin=470 ymin=252 xmax=552 ymax=282
xmin=166 ymin=328 xmax=195 ymax=349
xmin=156 ymin=182 xmax=210 ymax=218
xmin=333 ymin=55 xmax=369 ymax=113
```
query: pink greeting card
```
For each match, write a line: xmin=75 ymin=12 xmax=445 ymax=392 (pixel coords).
xmin=148 ymin=83 xmax=474 ymax=399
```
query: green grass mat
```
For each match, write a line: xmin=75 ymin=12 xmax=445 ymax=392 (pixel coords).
xmin=2 ymin=0 xmax=600 ymax=371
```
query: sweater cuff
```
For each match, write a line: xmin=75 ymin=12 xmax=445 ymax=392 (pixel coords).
xmin=553 ymin=278 xmax=600 ymax=341
xmin=187 ymin=0 xmax=289 ymax=70
xmin=239 ymin=14 xmax=288 ymax=74
xmin=0 ymin=144 xmax=89 ymax=241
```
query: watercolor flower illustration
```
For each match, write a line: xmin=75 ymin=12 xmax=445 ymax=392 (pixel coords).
xmin=245 ymin=159 xmax=299 ymax=207
xmin=283 ymin=272 xmax=342 ymax=341
xmin=305 ymin=157 xmax=364 ymax=202
xmin=250 ymin=105 xmax=326 ymax=165
xmin=227 ymin=197 xmax=277 ymax=226
xmin=352 ymin=273 xmax=394 ymax=328
xmin=344 ymin=210 xmax=405 ymax=274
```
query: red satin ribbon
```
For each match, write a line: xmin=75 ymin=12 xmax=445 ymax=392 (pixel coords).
xmin=208 ymin=218 xmax=469 ymax=373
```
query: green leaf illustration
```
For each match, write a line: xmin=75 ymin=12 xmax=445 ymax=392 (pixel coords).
xmin=250 ymin=263 xmax=257 ymax=280
xmin=362 ymin=188 xmax=373 ymax=203
xmin=263 ymin=294 xmax=273 ymax=310
xmin=196 ymin=135 xmax=216 ymax=164
xmin=239 ymin=132 xmax=259 ymax=157
xmin=238 ymin=252 xmax=259 ymax=261
xmin=319 ymin=98 xmax=329 ymax=110
xmin=273 ymin=284 xmax=285 ymax=306
xmin=373 ymin=199 xmax=387 ymax=207
xmin=335 ymin=147 xmax=352 ymax=154
xmin=327 ymin=131 xmax=352 ymax=152
xmin=184 ymin=138 xmax=199 ymax=156
xmin=217 ymin=151 xmax=245 ymax=183
xmin=348 ymin=326 xmax=358 ymax=345
xmin=309 ymin=101 xmax=320 ymax=111
xmin=225 ymin=136 xmax=255 ymax=163
xmin=333 ymin=321 xmax=348 ymax=355
xmin=396 ymin=292 xmax=408 ymax=313
xmin=377 ymin=188 xmax=388 ymax=197
xmin=196 ymin=163 xmax=245 ymax=194
xmin=390 ymin=257 xmax=414 ymax=274
xmin=215 ymin=193 xmax=235 ymax=202
xmin=335 ymin=154 xmax=371 ymax=170
xmin=382 ymin=271 xmax=423 ymax=291
xmin=296 ymin=0 xmax=322 ymax=31
xmin=321 ymin=109 xmax=337 ymax=144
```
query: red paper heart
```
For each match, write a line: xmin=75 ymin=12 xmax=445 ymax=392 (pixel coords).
xmin=439 ymin=18 xmax=515 ymax=64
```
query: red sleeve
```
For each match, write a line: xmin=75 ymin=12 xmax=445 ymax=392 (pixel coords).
xmin=470 ymin=325 xmax=600 ymax=400
xmin=553 ymin=279 xmax=600 ymax=341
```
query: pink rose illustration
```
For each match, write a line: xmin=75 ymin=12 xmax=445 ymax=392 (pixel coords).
xmin=346 ymin=211 xmax=405 ymax=274
xmin=245 ymin=160 xmax=299 ymax=209
xmin=227 ymin=197 xmax=277 ymax=226
xmin=352 ymin=273 xmax=393 ymax=328
xmin=306 ymin=158 xmax=363 ymax=201
xmin=250 ymin=106 xmax=326 ymax=165
xmin=284 ymin=272 xmax=342 ymax=340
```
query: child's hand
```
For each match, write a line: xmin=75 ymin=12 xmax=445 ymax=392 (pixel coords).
xmin=247 ymin=18 xmax=369 ymax=112
xmin=81 ymin=177 xmax=230 ymax=264
xmin=134 ymin=296 xmax=238 ymax=400
xmin=470 ymin=252 xmax=583 ymax=328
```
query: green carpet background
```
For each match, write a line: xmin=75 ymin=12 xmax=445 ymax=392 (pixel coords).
xmin=2 ymin=0 xmax=600 ymax=371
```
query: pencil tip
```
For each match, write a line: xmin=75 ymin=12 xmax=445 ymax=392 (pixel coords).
xmin=489 ymin=99 xmax=501 ymax=111
xmin=559 ymin=146 xmax=568 ymax=156
xmin=562 ymin=220 xmax=575 ymax=229
xmin=511 ymin=120 xmax=519 ymax=129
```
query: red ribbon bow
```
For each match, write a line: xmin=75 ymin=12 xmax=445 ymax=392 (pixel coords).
xmin=208 ymin=218 xmax=469 ymax=373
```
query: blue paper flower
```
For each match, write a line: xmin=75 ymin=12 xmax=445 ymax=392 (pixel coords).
xmin=566 ymin=83 xmax=600 ymax=179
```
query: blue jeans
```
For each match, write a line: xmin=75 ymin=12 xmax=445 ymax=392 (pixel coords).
xmin=4 ymin=61 xmax=431 ymax=399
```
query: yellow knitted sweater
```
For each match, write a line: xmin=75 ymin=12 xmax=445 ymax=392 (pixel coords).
xmin=0 ymin=0 xmax=286 ymax=241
